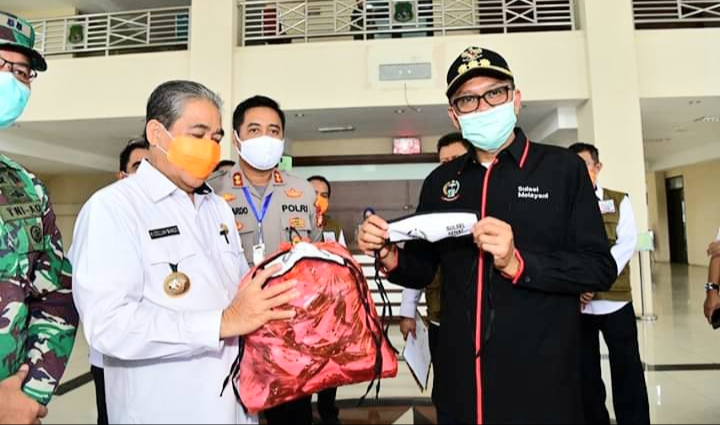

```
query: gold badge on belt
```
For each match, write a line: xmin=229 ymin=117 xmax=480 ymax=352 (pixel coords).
xmin=164 ymin=263 xmax=191 ymax=297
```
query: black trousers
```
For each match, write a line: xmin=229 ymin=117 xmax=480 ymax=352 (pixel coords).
xmin=90 ymin=366 xmax=108 ymax=425
xmin=317 ymin=387 xmax=340 ymax=422
xmin=264 ymin=396 xmax=313 ymax=424
xmin=580 ymin=303 xmax=650 ymax=424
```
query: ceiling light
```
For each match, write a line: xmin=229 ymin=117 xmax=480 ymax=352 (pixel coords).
xmin=645 ymin=138 xmax=671 ymax=144
xmin=394 ymin=109 xmax=406 ymax=114
xmin=694 ymin=115 xmax=720 ymax=123
xmin=318 ymin=126 xmax=355 ymax=133
xmin=294 ymin=113 xmax=305 ymax=118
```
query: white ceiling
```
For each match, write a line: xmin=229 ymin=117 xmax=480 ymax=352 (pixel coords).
xmin=2 ymin=98 xmax=718 ymax=174
xmin=1 ymin=0 xmax=189 ymax=15
xmin=640 ymin=97 xmax=720 ymax=166
xmin=6 ymin=116 xmax=146 ymax=157
xmin=286 ymin=100 xmax=580 ymax=141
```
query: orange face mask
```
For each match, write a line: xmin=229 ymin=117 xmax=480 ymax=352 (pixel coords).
xmin=315 ymin=196 xmax=329 ymax=227
xmin=315 ymin=196 xmax=329 ymax=215
xmin=160 ymin=127 xmax=221 ymax=180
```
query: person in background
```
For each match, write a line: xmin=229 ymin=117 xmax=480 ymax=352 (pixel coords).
xmin=0 ymin=11 xmax=78 ymax=424
xmin=702 ymin=228 xmax=720 ymax=324
xmin=569 ymin=142 xmax=650 ymax=425
xmin=117 ymin=137 xmax=150 ymax=179
xmin=308 ymin=175 xmax=346 ymax=247
xmin=306 ymin=174 xmax=346 ymax=425
xmin=398 ymin=132 xmax=470 ymax=417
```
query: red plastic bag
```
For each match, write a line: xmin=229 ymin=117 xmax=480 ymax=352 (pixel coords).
xmin=228 ymin=242 xmax=398 ymax=414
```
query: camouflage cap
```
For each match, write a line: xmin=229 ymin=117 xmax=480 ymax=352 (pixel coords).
xmin=0 ymin=11 xmax=47 ymax=71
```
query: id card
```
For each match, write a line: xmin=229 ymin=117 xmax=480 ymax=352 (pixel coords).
xmin=598 ymin=199 xmax=616 ymax=214
xmin=252 ymin=243 xmax=266 ymax=266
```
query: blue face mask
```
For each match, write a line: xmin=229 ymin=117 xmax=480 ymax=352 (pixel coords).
xmin=0 ymin=71 xmax=31 ymax=129
xmin=457 ymin=101 xmax=517 ymax=152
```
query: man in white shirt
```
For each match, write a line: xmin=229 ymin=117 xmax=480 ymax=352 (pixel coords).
xmin=71 ymin=80 xmax=299 ymax=424
xmin=569 ymin=143 xmax=649 ymax=424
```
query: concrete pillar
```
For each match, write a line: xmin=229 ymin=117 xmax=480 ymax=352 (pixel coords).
xmin=576 ymin=0 xmax=655 ymax=319
xmin=189 ymin=0 xmax=237 ymax=160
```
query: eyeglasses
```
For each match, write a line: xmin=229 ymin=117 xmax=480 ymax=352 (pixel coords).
xmin=0 ymin=55 xmax=37 ymax=84
xmin=451 ymin=85 xmax=514 ymax=114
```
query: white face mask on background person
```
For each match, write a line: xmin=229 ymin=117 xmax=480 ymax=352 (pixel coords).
xmin=235 ymin=132 xmax=285 ymax=171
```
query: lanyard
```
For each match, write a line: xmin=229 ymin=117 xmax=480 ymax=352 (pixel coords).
xmin=242 ymin=187 xmax=273 ymax=243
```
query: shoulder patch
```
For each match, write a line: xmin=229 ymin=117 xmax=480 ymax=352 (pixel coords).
xmin=285 ymin=188 xmax=303 ymax=198
xmin=233 ymin=172 xmax=244 ymax=187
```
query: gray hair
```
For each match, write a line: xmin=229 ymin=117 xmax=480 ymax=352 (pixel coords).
xmin=145 ymin=80 xmax=223 ymax=131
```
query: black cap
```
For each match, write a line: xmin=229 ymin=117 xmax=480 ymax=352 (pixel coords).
xmin=446 ymin=47 xmax=513 ymax=99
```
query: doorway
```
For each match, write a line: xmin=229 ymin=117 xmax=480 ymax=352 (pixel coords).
xmin=665 ymin=176 xmax=688 ymax=264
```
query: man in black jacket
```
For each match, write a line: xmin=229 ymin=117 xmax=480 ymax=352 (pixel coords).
xmin=358 ymin=46 xmax=616 ymax=424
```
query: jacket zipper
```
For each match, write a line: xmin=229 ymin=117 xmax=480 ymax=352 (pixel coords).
xmin=475 ymin=158 xmax=498 ymax=424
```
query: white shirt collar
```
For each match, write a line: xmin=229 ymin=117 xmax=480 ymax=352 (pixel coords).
xmin=137 ymin=160 xmax=179 ymax=203
xmin=595 ymin=184 xmax=604 ymax=200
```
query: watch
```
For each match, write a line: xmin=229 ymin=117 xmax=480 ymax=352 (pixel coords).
xmin=705 ymin=282 xmax=719 ymax=292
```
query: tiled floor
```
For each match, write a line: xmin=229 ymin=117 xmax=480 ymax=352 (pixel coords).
xmin=44 ymin=263 xmax=719 ymax=424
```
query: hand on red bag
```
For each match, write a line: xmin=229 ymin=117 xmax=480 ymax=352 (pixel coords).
xmin=220 ymin=264 xmax=300 ymax=338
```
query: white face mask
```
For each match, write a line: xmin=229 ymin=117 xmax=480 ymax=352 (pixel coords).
xmin=387 ymin=211 xmax=479 ymax=243
xmin=236 ymin=132 xmax=285 ymax=171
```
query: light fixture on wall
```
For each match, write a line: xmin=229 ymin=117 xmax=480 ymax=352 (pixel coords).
xmin=694 ymin=115 xmax=720 ymax=123
xmin=394 ymin=109 xmax=406 ymax=114
xmin=318 ymin=126 xmax=355 ymax=133
xmin=294 ymin=113 xmax=305 ymax=118
xmin=644 ymin=138 xmax=671 ymax=144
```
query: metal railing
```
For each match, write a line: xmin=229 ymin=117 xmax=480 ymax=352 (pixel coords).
xmin=634 ymin=0 xmax=720 ymax=27
xmin=30 ymin=7 xmax=191 ymax=56
xmin=238 ymin=0 xmax=575 ymax=45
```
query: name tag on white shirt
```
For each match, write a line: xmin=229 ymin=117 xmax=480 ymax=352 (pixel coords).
xmin=598 ymin=200 xmax=616 ymax=215
xmin=323 ymin=231 xmax=337 ymax=243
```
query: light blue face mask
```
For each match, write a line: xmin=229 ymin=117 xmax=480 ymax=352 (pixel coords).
xmin=0 ymin=71 xmax=31 ymax=129
xmin=458 ymin=101 xmax=517 ymax=153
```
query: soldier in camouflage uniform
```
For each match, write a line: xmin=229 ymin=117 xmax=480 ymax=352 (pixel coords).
xmin=0 ymin=11 xmax=78 ymax=424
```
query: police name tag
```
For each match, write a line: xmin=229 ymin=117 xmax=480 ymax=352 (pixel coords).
xmin=598 ymin=200 xmax=616 ymax=215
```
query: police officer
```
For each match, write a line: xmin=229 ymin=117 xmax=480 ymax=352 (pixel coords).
xmin=71 ymin=81 xmax=299 ymax=424
xmin=209 ymin=95 xmax=320 ymax=267
xmin=0 ymin=11 xmax=78 ymax=425
xmin=209 ymin=95 xmax=319 ymax=424
xmin=359 ymin=47 xmax=616 ymax=423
